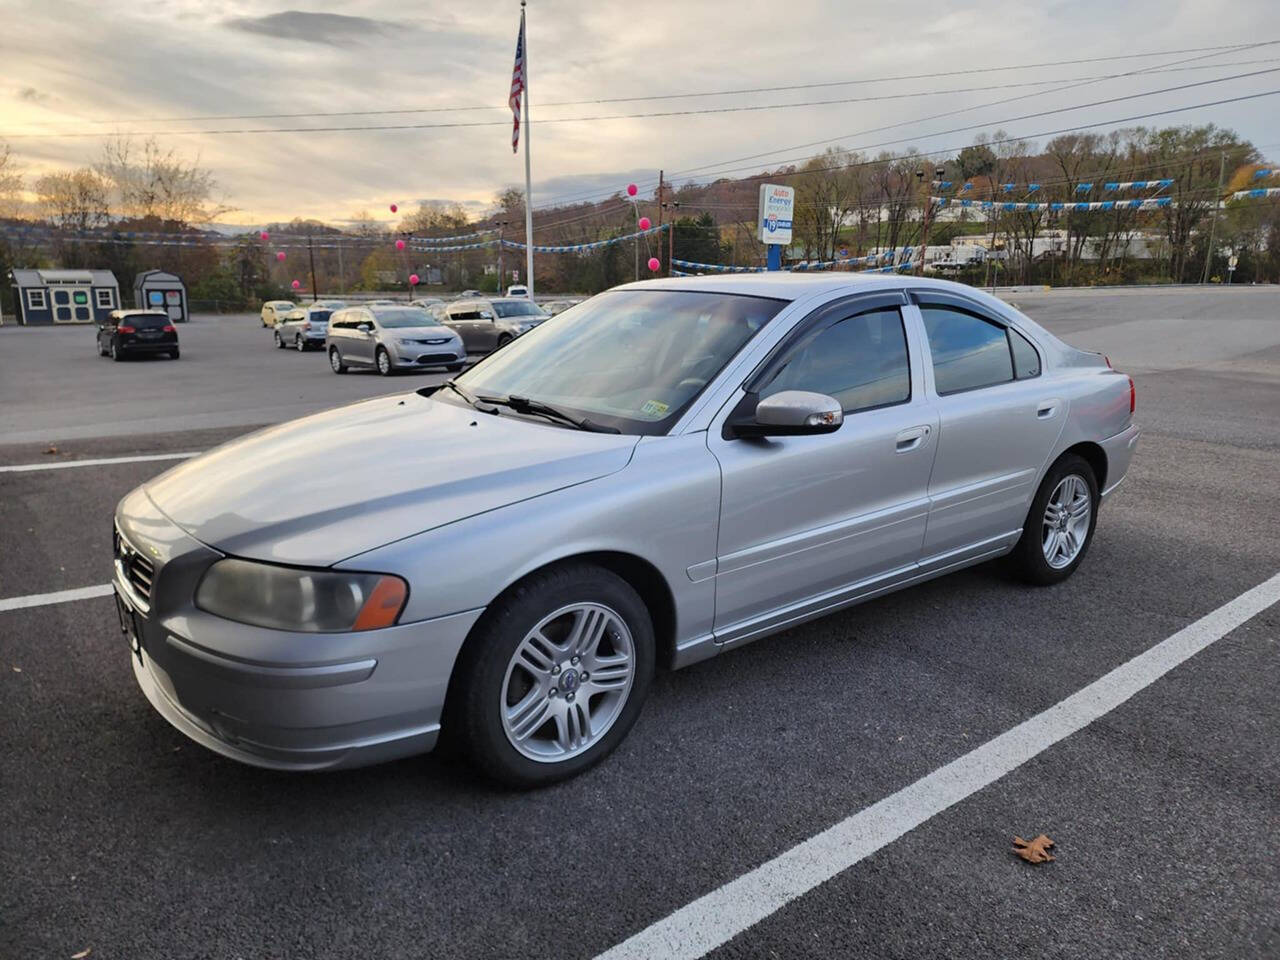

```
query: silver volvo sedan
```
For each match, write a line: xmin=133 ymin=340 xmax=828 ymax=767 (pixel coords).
xmin=112 ymin=274 xmax=1139 ymax=786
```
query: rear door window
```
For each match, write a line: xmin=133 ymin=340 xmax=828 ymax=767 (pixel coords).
xmin=920 ymin=306 xmax=1014 ymax=395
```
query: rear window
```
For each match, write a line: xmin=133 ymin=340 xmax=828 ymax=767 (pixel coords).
xmin=133 ymin=314 xmax=169 ymax=329
xmin=308 ymin=310 xmax=332 ymax=323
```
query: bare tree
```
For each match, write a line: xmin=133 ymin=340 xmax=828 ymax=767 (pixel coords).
xmin=0 ymin=141 xmax=24 ymax=219
xmin=35 ymin=168 xmax=111 ymax=231
xmin=96 ymin=135 xmax=232 ymax=225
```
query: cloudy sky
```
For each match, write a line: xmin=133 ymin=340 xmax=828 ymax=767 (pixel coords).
xmin=2 ymin=0 xmax=1278 ymax=226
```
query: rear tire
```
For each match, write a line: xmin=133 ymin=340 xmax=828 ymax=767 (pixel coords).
xmin=170 ymin=349 xmax=180 ymax=360
xmin=295 ymin=335 xmax=305 ymax=352
xmin=110 ymin=342 xmax=122 ymax=362
xmin=450 ymin=562 xmax=655 ymax=788
xmin=275 ymin=331 xmax=285 ymax=349
xmin=495 ymin=334 xmax=513 ymax=351
xmin=1009 ymin=453 xmax=1099 ymax=586
xmin=329 ymin=347 xmax=347 ymax=374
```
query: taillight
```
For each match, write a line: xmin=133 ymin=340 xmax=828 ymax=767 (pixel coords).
xmin=301 ymin=321 xmax=311 ymax=331
xmin=1128 ymin=376 xmax=1135 ymax=414
xmin=162 ymin=324 xmax=176 ymax=333
xmin=117 ymin=324 xmax=135 ymax=334
xmin=1103 ymin=355 xmax=1112 ymax=368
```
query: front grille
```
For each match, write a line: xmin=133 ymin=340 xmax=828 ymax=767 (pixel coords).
xmin=114 ymin=526 xmax=156 ymax=603
xmin=416 ymin=353 xmax=457 ymax=364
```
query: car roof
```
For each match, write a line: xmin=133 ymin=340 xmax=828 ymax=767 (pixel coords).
xmin=612 ymin=271 xmax=926 ymax=301
xmin=111 ymin=309 xmax=167 ymax=317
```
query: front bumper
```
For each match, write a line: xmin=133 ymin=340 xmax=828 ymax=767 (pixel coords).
xmin=115 ymin=489 xmax=483 ymax=770
xmin=389 ymin=342 xmax=465 ymax=369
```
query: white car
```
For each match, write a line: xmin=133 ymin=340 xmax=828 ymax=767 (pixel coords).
xmin=506 ymin=285 xmax=528 ymax=297
xmin=260 ymin=300 xmax=295 ymax=327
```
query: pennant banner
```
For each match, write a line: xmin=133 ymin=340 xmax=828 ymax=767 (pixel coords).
xmin=502 ymin=223 xmax=667 ymax=254
xmin=1230 ymin=187 xmax=1280 ymax=200
xmin=933 ymin=197 xmax=1173 ymax=211
xmin=1103 ymin=180 xmax=1174 ymax=191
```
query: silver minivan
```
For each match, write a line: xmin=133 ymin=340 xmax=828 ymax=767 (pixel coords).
xmin=325 ymin=304 xmax=466 ymax=375
xmin=443 ymin=297 xmax=550 ymax=353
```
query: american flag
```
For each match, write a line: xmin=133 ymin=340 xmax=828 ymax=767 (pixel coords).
xmin=509 ymin=14 xmax=525 ymax=153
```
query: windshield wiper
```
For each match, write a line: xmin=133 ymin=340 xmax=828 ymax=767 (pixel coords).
xmin=429 ymin=379 xmax=479 ymax=408
xmin=474 ymin=393 xmax=620 ymax=433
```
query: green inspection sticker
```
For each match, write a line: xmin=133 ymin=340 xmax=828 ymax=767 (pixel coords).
xmin=639 ymin=399 xmax=670 ymax=418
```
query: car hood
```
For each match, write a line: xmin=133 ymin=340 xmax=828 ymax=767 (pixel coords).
xmin=145 ymin=393 xmax=639 ymax=566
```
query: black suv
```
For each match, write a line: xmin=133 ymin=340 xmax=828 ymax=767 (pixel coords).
xmin=97 ymin=310 xmax=180 ymax=361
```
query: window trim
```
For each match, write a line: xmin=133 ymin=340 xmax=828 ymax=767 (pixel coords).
xmin=26 ymin=288 xmax=47 ymax=311
xmin=1007 ymin=324 xmax=1043 ymax=382
xmin=95 ymin=288 xmax=115 ymax=309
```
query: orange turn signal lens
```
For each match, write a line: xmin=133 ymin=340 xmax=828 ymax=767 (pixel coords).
xmin=352 ymin=576 xmax=408 ymax=631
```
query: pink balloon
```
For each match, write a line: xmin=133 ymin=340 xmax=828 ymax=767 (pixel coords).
xmin=626 ymin=183 xmax=638 ymax=197
xmin=409 ymin=274 xmax=420 ymax=286
xmin=276 ymin=251 xmax=286 ymax=262
xmin=259 ymin=231 xmax=269 ymax=241
xmin=395 ymin=239 xmax=406 ymax=251
xmin=291 ymin=280 xmax=301 ymax=290
xmin=390 ymin=203 xmax=398 ymax=213
xmin=638 ymin=216 xmax=651 ymax=231
xmin=648 ymin=257 xmax=661 ymax=272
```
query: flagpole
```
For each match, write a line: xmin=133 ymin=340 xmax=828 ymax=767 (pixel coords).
xmin=521 ymin=1 xmax=535 ymax=299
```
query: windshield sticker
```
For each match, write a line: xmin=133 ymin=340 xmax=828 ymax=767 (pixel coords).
xmin=640 ymin=399 xmax=670 ymax=418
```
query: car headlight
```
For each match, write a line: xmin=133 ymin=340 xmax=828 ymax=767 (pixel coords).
xmin=195 ymin=558 xmax=407 ymax=632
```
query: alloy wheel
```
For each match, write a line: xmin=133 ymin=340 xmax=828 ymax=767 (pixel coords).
xmin=500 ymin=602 xmax=635 ymax=763
xmin=377 ymin=349 xmax=391 ymax=375
xmin=1042 ymin=473 xmax=1091 ymax=569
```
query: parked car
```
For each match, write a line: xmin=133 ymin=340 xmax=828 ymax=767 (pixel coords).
xmin=274 ymin=300 xmax=346 ymax=351
xmin=97 ymin=309 xmax=179 ymax=361
xmin=506 ymin=284 xmax=528 ymax=297
xmin=542 ymin=300 xmax=574 ymax=316
xmin=111 ymin=274 xmax=1138 ymax=787
xmin=411 ymin=297 xmax=445 ymax=310
xmin=457 ymin=289 xmax=483 ymax=298
xmin=325 ymin=303 xmax=466 ymax=375
xmin=442 ymin=297 xmax=551 ymax=353
xmin=260 ymin=300 xmax=294 ymax=327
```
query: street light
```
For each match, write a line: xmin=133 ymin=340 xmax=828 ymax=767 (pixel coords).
xmin=493 ymin=219 xmax=510 ymax=293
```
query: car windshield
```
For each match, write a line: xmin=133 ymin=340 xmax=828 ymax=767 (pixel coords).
xmin=453 ymin=289 xmax=784 ymax=435
xmin=492 ymin=300 xmax=546 ymax=318
xmin=376 ymin=309 xmax=441 ymax=328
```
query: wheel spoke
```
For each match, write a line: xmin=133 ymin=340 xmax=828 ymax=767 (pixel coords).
xmin=566 ymin=607 xmax=610 ymax=659
xmin=586 ymin=653 xmax=631 ymax=691
xmin=516 ymin=631 xmax=557 ymax=676
xmin=506 ymin=689 xmax=552 ymax=741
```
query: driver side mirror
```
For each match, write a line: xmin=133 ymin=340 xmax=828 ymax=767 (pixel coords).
xmin=727 ymin=390 xmax=843 ymax=439
xmin=357 ymin=323 xmax=371 ymax=333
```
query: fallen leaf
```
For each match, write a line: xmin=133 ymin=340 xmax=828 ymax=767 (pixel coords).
xmin=44 ymin=445 xmax=59 ymax=455
xmin=71 ymin=949 xmax=92 ymax=959
xmin=1012 ymin=834 xmax=1055 ymax=864
xmin=11 ymin=666 xmax=21 ymax=673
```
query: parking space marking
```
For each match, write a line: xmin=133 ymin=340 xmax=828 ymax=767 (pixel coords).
xmin=596 ymin=570 xmax=1280 ymax=960
xmin=0 ymin=452 xmax=200 ymax=473
xmin=0 ymin=584 xmax=113 ymax=612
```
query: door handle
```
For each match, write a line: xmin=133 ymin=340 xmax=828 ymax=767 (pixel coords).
xmin=895 ymin=425 xmax=930 ymax=452
xmin=1036 ymin=398 xmax=1062 ymax=420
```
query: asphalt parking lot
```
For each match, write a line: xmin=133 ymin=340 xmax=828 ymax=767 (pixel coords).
xmin=2 ymin=289 xmax=1278 ymax=959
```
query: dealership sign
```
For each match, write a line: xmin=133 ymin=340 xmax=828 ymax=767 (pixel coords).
xmin=757 ymin=183 xmax=794 ymax=245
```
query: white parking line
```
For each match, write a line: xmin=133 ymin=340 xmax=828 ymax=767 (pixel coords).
xmin=0 ymin=584 xmax=114 ymax=612
xmin=596 ymin=570 xmax=1280 ymax=960
xmin=0 ymin=452 xmax=200 ymax=473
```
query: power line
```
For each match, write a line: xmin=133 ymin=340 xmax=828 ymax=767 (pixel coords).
xmin=527 ymin=42 xmax=1280 ymax=210
xmin=6 ymin=59 xmax=1277 ymax=143
xmin=10 ymin=43 xmax=1266 ymax=128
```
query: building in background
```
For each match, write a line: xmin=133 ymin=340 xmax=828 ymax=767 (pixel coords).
xmin=7 ymin=269 xmax=121 ymax=326
xmin=133 ymin=269 xmax=189 ymax=323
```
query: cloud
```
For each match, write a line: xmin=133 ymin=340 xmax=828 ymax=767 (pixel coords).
xmin=223 ymin=10 xmax=402 ymax=46
xmin=16 ymin=86 xmax=52 ymax=104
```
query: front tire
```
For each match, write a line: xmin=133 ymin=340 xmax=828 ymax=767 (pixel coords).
xmin=329 ymin=347 xmax=347 ymax=374
xmin=450 ymin=563 xmax=655 ymax=787
xmin=1010 ymin=453 xmax=1099 ymax=585
xmin=495 ymin=334 xmax=513 ymax=351
xmin=274 ymin=331 xmax=285 ymax=349
xmin=376 ymin=346 xmax=393 ymax=376
xmin=295 ymin=335 xmax=305 ymax=352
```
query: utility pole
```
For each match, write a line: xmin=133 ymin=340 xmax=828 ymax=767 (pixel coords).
xmin=915 ymin=166 xmax=944 ymax=276
xmin=336 ymin=235 xmax=345 ymax=294
xmin=1201 ymin=150 xmax=1226 ymax=284
xmin=495 ymin=219 xmax=508 ymax=293
xmin=307 ymin=234 xmax=318 ymax=301
xmin=656 ymin=170 xmax=666 ymax=275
